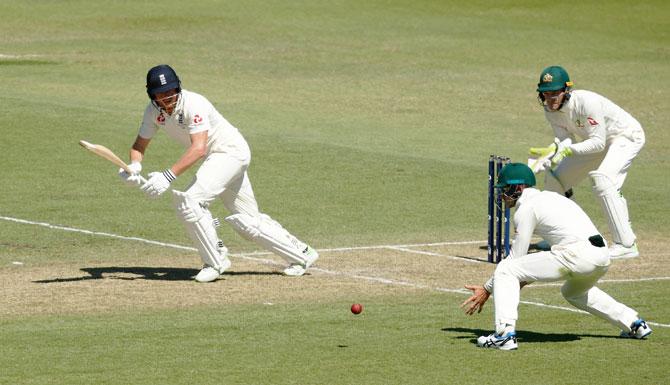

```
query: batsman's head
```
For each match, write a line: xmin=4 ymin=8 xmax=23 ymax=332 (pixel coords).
xmin=146 ymin=64 xmax=182 ymax=115
xmin=495 ymin=163 xmax=536 ymax=205
xmin=537 ymin=65 xmax=573 ymax=111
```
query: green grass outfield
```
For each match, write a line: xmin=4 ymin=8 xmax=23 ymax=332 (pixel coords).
xmin=1 ymin=1 xmax=669 ymax=384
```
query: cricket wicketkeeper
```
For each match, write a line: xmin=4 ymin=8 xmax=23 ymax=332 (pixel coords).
xmin=462 ymin=163 xmax=651 ymax=350
xmin=119 ymin=64 xmax=319 ymax=282
xmin=530 ymin=66 xmax=645 ymax=259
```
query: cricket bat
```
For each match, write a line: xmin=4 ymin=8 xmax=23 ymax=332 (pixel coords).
xmin=79 ymin=140 xmax=133 ymax=173
xmin=79 ymin=140 xmax=146 ymax=183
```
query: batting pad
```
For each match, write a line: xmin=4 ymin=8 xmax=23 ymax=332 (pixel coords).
xmin=173 ymin=190 xmax=228 ymax=270
xmin=589 ymin=171 xmax=636 ymax=246
xmin=225 ymin=213 xmax=308 ymax=266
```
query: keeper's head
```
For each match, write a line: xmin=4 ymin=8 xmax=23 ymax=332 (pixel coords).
xmin=537 ymin=65 xmax=573 ymax=111
xmin=146 ymin=64 xmax=181 ymax=115
xmin=495 ymin=163 xmax=536 ymax=206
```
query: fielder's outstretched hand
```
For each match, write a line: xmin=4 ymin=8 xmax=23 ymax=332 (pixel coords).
xmin=461 ymin=284 xmax=490 ymax=315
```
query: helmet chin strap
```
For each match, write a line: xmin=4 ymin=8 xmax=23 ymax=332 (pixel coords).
xmin=502 ymin=184 xmax=525 ymax=202
xmin=152 ymin=91 xmax=181 ymax=115
xmin=540 ymin=88 xmax=571 ymax=111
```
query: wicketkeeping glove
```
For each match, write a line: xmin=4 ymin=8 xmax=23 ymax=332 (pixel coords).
xmin=118 ymin=162 xmax=143 ymax=187
xmin=529 ymin=138 xmax=573 ymax=166
xmin=551 ymin=146 xmax=572 ymax=165
xmin=141 ymin=169 xmax=176 ymax=198
xmin=529 ymin=142 xmax=557 ymax=158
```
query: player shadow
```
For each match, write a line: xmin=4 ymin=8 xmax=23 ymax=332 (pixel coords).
xmin=33 ymin=266 xmax=282 ymax=283
xmin=453 ymin=255 xmax=488 ymax=263
xmin=477 ymin=242 xmax=548 ymax=253
xmin=441 ymin=327 xmax=619 ymax=343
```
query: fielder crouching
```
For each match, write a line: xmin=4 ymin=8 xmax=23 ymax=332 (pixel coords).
xmin=118 ymin=64 xmax=318 ymax=282
xmin=461 ymin=163 xmax=651 ymax=350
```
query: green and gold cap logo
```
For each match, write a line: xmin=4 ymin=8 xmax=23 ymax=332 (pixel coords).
xmin=537 ymin=66 xmax=572 ymax=92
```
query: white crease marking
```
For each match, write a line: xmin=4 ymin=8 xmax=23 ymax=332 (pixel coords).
xmin=386 ymin=246 xmax=484 ymax=264
xmin=2 ymin=214 xmax=668 ymax=328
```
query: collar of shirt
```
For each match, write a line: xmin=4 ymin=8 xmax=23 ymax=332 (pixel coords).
xmin=516 ymin=187 xmax=540 ymax=208
xmin=173 ymin=91 xmax=185 ymax=115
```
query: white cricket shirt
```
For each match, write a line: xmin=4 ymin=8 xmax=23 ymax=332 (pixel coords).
xmin=544 ymin=90 xmax=643 ymax=155
xmin=139 ymin=89 xmax=250 ymax=161
xmin=509 ymin=188 xmax=601 ymax=259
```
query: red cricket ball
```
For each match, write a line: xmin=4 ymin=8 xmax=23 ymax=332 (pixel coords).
xmin=351 ymin=303 xmax=363 ymax=315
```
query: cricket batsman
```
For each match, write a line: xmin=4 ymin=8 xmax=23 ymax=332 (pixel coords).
xmin=462 ymin=163 xmax=651 ymax=350
xmin=119 ymin=64 xmax=319 ymax=282
xmin=530 ymin=66 xmax=645 ymax=259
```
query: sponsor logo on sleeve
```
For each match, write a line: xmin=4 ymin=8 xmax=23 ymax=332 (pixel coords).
xmin=156 ymin=114 xmax=165 ymax=125
xmin=587 ymin=117 xmax=598 ymax=126
xmin=193 ymin=114 xmax=203 ymax=124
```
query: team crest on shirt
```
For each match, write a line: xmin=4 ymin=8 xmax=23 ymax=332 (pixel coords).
xmin=587 ymin=117 xmax=598 ymax=126
xmin=575 ymin=119 xmax=584 ymax=128
xmin=193 ymin=114 xmax=203 ymax=124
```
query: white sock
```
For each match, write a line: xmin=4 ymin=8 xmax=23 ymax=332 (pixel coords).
xmin=496 ymin=323 xmax=515 ymax=336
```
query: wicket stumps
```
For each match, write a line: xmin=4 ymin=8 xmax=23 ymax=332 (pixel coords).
xmin=487 ymin=155 xmax=511 ymax=263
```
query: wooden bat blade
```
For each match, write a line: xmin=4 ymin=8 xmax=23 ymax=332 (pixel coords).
xmin=78 ymin=140 xmax=133 ymax=174
xmin=78 ymin=140 xmax=95 ymax=150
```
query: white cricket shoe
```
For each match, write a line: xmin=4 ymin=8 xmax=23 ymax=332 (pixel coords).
xmin=620 ymin=319 xmax=652 ymax=339
xmin=476 ymin=331 xmax=518 ymax=350
xmin=609 ymin=243 xmax=639 ymax=259
xmin=283 ymin=246 xmax=319 ymax=277
xmin=195 ymin=257 xmax=232 ymax=283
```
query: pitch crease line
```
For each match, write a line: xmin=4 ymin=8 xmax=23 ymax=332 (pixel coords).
xmin=0 ymin=215 xmax=482 ymax=254
xmin=2 ymin=215 xmax=668 ymax=328
xmin=386 ymin=246 xmax=484 ymax=264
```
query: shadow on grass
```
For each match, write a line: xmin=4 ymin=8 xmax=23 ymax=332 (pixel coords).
xmin=441 ymin=327 xmax=619 ymax=343
xmin=33 ymin=266 xmax=282 ymax=283
xmin=477 ymin=242 xmax=548 ymax=253
xmin=453 ymin=255 xmax=488 ymax=263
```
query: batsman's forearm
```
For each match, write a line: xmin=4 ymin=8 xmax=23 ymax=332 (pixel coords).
xmin=129 ymin=148 xmax=144 ymax=164
xmin=130 ymin=135 xmax=150 ymax=164
xmin=170 ymin=145 xmax=206 ymax=176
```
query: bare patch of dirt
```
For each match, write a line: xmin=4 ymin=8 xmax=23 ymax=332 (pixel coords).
xmin=2 ymin=238 xmax=667 ymax=317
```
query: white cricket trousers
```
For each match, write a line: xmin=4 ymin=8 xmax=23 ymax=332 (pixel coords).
xmin=184 ymin=152 xmax=260 ymax=218
xmin=493 ymin=241 xmax=640 ymax=332
xmin=546 ymin=129 xmax=645 ymax=191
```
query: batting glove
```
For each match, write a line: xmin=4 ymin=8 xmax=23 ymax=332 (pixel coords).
xmin=141 ymin=169 xmax=176 ymax=198
xmin=118 ymin=162 xmax=143 ymax=187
